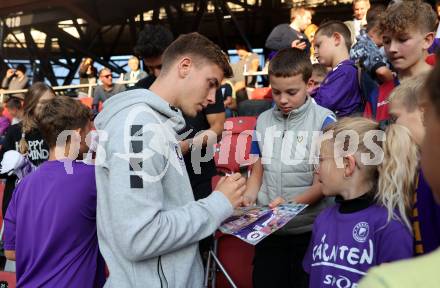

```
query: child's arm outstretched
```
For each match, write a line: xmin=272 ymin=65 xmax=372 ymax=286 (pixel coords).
xmin=269 ymin=174 xmax=323 ymax=208
xmin=292 ymin=174 xmax=323 ymax=204
xmin=242 ymin=158 xmax=263 ymax=206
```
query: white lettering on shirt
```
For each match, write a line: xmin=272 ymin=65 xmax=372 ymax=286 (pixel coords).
xmin=312 ymin=234 xmax=374 ymax=266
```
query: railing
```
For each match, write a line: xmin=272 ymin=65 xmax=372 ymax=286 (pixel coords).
xmin=243 ymin=71 xmax=268 ymax=76
xmin=0 ymin=80 xmax=138 ymax=102
xmin=0 ymin=69 xmax=268 ymax=102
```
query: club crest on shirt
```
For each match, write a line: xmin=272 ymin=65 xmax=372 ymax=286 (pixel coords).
xmin=353 ymin=222 xmax=369 ymax=243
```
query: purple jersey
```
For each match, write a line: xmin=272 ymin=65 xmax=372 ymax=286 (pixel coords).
xmin=412 ymin=169 xmax=440 ymax=255
xmin=314 ymin=60 xmax=363 ymax=117
xmin=4 ymin=160 xmax=104 ymax=287
xmin=303 ymin=204 xmax=413 ymax=288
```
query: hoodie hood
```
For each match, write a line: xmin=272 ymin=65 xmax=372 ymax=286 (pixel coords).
xmin=94 ymin=88 xmax=186 ymax=133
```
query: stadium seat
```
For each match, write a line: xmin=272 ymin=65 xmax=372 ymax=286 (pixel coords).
xmin=237 ymin=100 xmax=272 ymax=117
xmin=206 ymin=232 xmax=254 ymax=288
xmin=426 ymin=54 xmax=436 ymax=66
xmin=207 ymin=118 xmax=257 ymax=288
xmin=78 ymin=97 xmax=103 ymax=111
xmin=249 ymin=87 xmax=272 ymax=100
xmin=0 ymin=271 xmax=16 ymax=288
xmin=214 ymin=116 xmax=257 ymax=174
xmin=78 ymin=97 xmax=93 ymax=108
xmin=211 ymin=175 xmax=221 ymax=192
xmin=2 ymin=109 xmax=12 ymax=122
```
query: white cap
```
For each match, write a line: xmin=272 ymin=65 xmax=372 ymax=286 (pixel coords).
xmin=0 ymin=150 xmax=25 ymax=175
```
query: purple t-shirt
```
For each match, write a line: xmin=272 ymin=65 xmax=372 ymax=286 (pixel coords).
xmin=4 ymin=160 xmax=103 ymax=287
xmin=303 ymin=204 xmax=413 ymax=288
xmin=314 ymin=60 xmax=363 ymax=117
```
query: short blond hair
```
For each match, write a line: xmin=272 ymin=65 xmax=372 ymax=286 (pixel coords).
xmin=353 ymin=0 xmax=370 ymax=5
xmin=99 ymin=67 xmax=111 ymax=77
xmin=290 ymin=7 xmax=313 ymax=21
xmin=128 ymin=56 xmax=139 ymax=64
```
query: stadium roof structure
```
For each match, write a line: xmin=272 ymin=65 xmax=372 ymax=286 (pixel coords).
xmin=0 ymin=0 xmax=385 ymax=85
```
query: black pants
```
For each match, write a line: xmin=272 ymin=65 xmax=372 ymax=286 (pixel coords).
xmin=253 ymin=232 xmax=311 ymax=288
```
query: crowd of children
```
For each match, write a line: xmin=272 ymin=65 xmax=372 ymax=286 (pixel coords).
xmin=1 ymin=0 xmax=440 ymax=287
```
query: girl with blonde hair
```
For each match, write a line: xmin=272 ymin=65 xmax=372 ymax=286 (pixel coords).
xmin=303 ymin=117 xmax=415 ymax=287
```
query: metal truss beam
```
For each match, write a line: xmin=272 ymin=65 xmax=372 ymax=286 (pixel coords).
xmin=220 ymin=0 xmax=253 ymax=50
xmin=192 ymin=0 xmax=208 ymax=31
xmin=38 ymin=24 xmax=125 ymax=74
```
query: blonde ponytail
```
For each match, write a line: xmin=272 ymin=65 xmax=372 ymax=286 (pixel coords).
xmin=377 ymin=124 xmax=418 ymax=230
xmin=324 ymin=118 xmax=418 ymax=230
xmin=18 ymin=117 xmax=35 ymax=155
xmin=19 ymin=132 xmax=29 ymax=155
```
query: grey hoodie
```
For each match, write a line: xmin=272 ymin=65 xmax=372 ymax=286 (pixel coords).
xmin=94 ymin=89 xmax=233 ymax=288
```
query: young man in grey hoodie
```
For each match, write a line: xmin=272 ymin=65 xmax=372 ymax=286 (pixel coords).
xmin=94 ymin=32 xmax=246 ymax=287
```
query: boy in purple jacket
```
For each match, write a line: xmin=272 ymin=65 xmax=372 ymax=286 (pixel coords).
xmin=313 ymin=21 xmax=363 ymax=117
xmin=3 ymin=96 xmax=104 ymax=287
